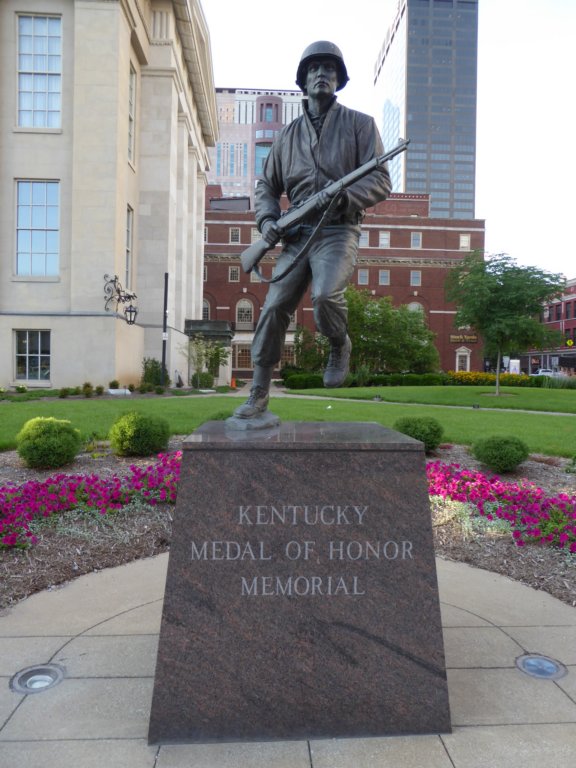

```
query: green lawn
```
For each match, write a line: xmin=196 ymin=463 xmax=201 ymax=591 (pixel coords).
xmin=288 ymin=385 xmax=576 ymax=413
xmin=1 ymin=390 xmax=575 ymax=457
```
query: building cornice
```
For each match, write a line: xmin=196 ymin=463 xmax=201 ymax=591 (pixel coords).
xmin=171 ymin=0 xmax=218 ymax=146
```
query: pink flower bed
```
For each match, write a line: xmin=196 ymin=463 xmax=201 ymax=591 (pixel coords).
xmin=2 ymin=453 xmax=575 ymax=553
xmin=0 ymin=451 xmax=181 ymax=549
xmin=427 ymin=461 xmax=576 ymax=552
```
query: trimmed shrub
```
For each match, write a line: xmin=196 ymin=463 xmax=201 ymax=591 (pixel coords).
xmin=471 ymin=436 xmax=529 ymax=473
xmin=16 ymin=417 xmax=82 ymax=469
xmin=58 ymin=387 xmax=70 ymax=398
xmin=284 ymin=373 xmax=324 ymax=389
xmin=82 ymin=381 xmax=94 ymax=398
xmin=191 ymin=371 xmax=215 ymax=389
xmin=141 ymin=357 xmax=170 ymax=388
xmin=109 ymin=411 xmax=170 ymax=457
xmin=393 ymin=416 xmax=444 ymax=453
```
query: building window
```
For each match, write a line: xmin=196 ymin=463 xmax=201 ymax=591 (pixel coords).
xmin=357 ymin=268 xmax=369 ymax=286
xmin=16 ymin=180 xmax=60 ymax=276
xmin=566 ymin=302 xmax=572 ymax=320
xmin=459 ymin=233 xmax=471 ymax=250
xmin=254 ymin=144 xmax=272 ymax=175
xmin=228 ymin=266 xmax=240 ymax=282
xmin=236 ymin=299 xmax=254 ymax=329
xmin=202 ymin=299 xmax=210 ymax=320
xmin=410 ymin=270 xmax=422 ymax=287
xmin=204 ymin=227 xmax=208 ymax=242
xmin=555 ymin=304 xmax=562 ymax=321
xmin=411 ymin=232 xmax=422 ymax=249
xmin=203 ymin=265 xmax=207 ymax=282
xmin=379 ymin=269 xmax=390 ymax=286
xmin=234 ymin=344 xmax=252 ymax=369
xmin=128 ymin=64 xmax=136 ymax=163
xmin=251 ymin=227 xmax=260 ymax=243
xmin=250 ymin=269 xmax=261 ymax=282
xmin=229 ymin=227 xmax=240 ymax=244
xmin=18 ymin=15 xmax=62 ymax=128
xmin=456 ymin=347 xmax=471 ymax=372
xmin=359 ymin=230 xmax=369 ymax=247
xmin=15 ymin=330 xmax=51 ymax=381
xmin=125 ymin=206 xmax=133 ymax=290
xmin=407 ymin=302 xmax=424 ymax=312
xmin=379 ymin=231 xmax=391 ymax=248
xmin=280 ymin=344 xmax=295 ymax=367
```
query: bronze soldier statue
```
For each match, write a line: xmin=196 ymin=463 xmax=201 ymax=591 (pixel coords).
xmin=234 ymin=41 xmax=392 ymax=420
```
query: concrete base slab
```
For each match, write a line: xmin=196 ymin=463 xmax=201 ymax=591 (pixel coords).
xmin=309 ymin=734 xmax=454 ymax=767
xmin=1 ymin=554 xmax=575 ymax=768
xmin=0 ymin=740 xmax=158 ymax=768
xmin=442 ymin=723 xmax=576 ymax=768
xmin=156 ymin=741 xmax=311 ymax=768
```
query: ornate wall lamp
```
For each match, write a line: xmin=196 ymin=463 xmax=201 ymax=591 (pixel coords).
xmin=104 ymin=274 xmax=139 ymax=325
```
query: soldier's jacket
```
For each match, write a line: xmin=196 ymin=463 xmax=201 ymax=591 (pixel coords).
xmin=255 ymin=98 xmax=392 ymax=231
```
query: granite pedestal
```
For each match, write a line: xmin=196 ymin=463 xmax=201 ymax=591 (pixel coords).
xmin=148 ymin=421 xmax=451 ymax=743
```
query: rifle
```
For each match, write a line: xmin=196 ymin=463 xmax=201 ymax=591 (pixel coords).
xmin=241 ymin=138 xmax=410 ymax=274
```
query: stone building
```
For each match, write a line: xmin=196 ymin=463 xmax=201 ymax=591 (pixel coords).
xmin=0 ymin=0 xmax=217 ymax=390
xmin=203 ymin=187 xmax=485 ymax=377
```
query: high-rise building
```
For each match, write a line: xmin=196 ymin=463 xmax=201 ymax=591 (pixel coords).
xmin=374 ymin=0 xmax=479 ymax=218
xmin=207 ymin=88 xmax=303 ymax=201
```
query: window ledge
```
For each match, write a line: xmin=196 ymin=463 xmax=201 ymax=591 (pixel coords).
xmin=13 ymin=127 xmax=63 ymax=135
xmin=11 ymin=382 xmax=52 ymax=389
xmin=12 ymin=275 xmax=60 ymax=282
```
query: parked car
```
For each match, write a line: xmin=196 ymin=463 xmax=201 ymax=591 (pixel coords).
xmin=530 ymin=369 xmax=567 ymax=377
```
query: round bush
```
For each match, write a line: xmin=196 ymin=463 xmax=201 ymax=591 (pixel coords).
xmin=16 ymin=417 xmax=82 ymax=469
xmin=109 ymin=411 xmax=170 ymax=456
xmin=471 ymin=436 xmax=529 ymax=473
xmin=393 ymin=416 xmax=444 ymax=453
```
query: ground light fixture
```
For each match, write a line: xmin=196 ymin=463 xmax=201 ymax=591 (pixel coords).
xmin=515 ymin=654 xmax=567 ymax=680
xmin=10 ymin=663 xmax=66 ymax=694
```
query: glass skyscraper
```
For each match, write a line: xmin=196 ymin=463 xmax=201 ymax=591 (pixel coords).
xmin=375 ymin=0 xmax=478 ymax=218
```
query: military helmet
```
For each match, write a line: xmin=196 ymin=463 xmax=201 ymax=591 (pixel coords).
xmin=295 ymin=41 xmax=349 ymax=92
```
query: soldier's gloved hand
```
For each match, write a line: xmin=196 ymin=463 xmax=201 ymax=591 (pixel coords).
xmin=314 ymin=189 xmax=350 ymax=215
xmin=314 ymin=190 xmax=332 ymax=211
xmin=260 ymin=219 xmax=280 ymax=245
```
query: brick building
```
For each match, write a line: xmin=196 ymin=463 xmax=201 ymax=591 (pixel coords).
xmin=521 ymin=278 xmax=576 ymax=375
xmin=203 ymin=187 xmax=485 ymax=380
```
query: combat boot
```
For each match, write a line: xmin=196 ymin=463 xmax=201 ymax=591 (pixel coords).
xmin=323 ymin=335 xmax=351 ymax=388
xmin=233 ymin=385 xmax=270 ymax=418
xmin=233 ymin=365 xmax=273 ymax=418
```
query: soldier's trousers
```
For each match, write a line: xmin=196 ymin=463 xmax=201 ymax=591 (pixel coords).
xmin=251 ymin=224 xmax=360 ymax=368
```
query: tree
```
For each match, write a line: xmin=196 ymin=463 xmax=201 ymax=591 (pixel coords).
xmin=345 ymin=286 xmax=440 ymax=374
xmin=293 ymin=326 xmax=329 ymax=372
xmin=181 ymin=334 xmax=230 ymax=388
xmin=445 ymin=252 xmax=565 ymax=394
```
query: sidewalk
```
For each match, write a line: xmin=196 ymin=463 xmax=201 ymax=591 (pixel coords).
xmin=1 ymin=555 xmax=575 ymax=768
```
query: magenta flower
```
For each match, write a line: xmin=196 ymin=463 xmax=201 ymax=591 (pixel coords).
xmin=427 ymin=461 xmax=576 ymax=550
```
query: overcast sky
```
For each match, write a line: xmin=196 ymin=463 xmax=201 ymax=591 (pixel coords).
xmin=202 ymin=0 xmax=576 ymax=279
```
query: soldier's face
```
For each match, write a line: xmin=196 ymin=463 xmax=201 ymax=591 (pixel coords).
xmin=305 ymin=58 xmax=338 ymax=98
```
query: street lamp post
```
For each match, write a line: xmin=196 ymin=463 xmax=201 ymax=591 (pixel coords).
xmin=161 ymin=272 xmax=168 ymax=386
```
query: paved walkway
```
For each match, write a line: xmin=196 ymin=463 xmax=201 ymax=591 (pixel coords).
xmin=1 ymin=555 xmax=575 ymax=767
